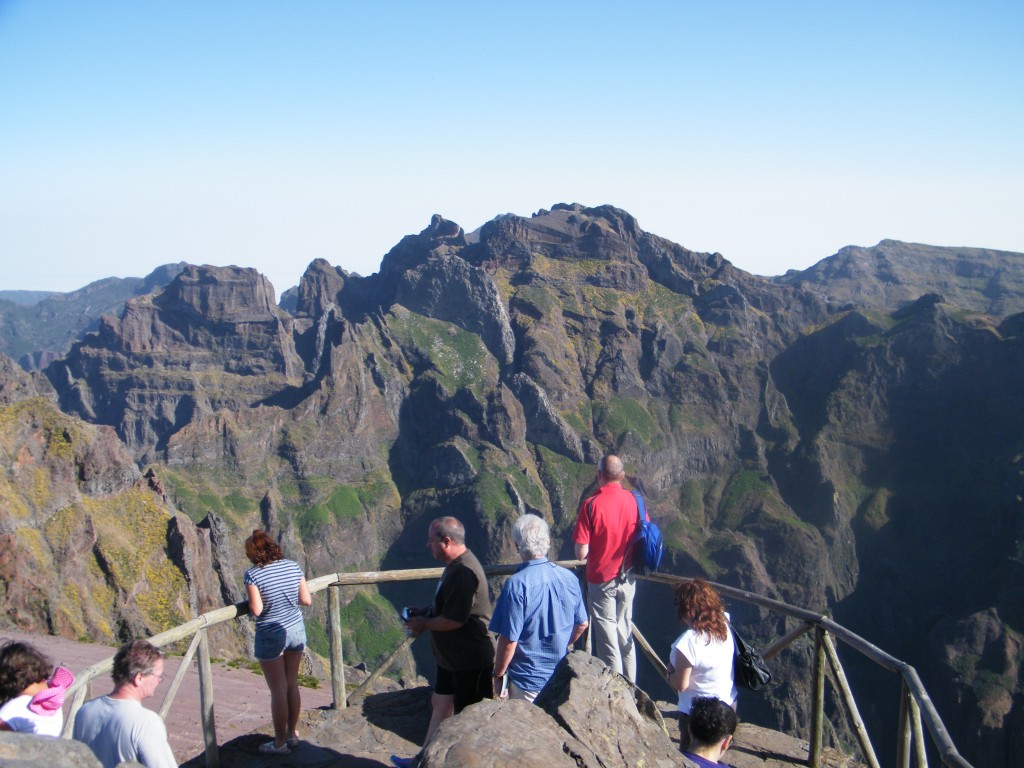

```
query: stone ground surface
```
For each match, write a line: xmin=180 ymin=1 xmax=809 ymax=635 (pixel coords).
xmin=4 ymin=628 xmax=864 ymax=768
xmin=180 ymin=693 xmax=864 ymax=768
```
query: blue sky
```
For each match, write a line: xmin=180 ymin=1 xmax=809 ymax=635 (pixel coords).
xmin=1 ymin=1 xmax=1021 ymax=296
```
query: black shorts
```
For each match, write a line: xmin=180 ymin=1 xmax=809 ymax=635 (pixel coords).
xmin=434 ymin=665 xmax=493 ymax=713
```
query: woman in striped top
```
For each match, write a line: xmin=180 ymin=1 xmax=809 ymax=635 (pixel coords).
xmin=244 ymin=530 xmax=312 ymax=755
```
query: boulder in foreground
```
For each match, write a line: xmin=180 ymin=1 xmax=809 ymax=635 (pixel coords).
xmin=420 ymin=651 xmax=690 ymax=768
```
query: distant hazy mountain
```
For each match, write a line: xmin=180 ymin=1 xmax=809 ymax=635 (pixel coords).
xmin=776 ymin=239 xmax=1024 ymax=317
xmin=0 ymin=290 xmax=59 ymax=305
xmin=0 ymin=263 xmax=187 ymax=370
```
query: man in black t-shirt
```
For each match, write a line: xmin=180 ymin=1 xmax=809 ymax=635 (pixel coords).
xmin=393 ymin=516 xmax=494 ymax=767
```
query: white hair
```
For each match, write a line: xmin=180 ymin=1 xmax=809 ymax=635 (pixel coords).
xmin=513 ymin=514 xmax=550 ymax=559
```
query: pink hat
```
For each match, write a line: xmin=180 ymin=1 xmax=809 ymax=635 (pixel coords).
xmin=28 ymin=666 xmax=75 ymax=716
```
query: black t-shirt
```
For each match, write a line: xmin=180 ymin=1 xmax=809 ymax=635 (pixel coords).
xmin=429 ymin=549 xmax=495 ymax=671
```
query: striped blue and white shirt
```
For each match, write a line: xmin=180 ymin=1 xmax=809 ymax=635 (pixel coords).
xmin=244 ymin=559 xmax=304 ymax=630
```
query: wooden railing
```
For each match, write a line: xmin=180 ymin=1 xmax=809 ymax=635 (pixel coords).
xmin=59 ymin=563 xmax=973 ymax=768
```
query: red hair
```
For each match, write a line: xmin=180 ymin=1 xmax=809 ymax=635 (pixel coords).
xmin=245 ymin=529 xmax=284 ymax=567
xmin=674 ymin=579 xmax=729 ymax=643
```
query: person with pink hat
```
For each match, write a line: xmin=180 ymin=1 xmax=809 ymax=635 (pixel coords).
xmin=0 ymin=639 xmax=74 ymax=736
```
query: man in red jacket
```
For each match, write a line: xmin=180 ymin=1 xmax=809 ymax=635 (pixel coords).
xmin=573 ymin=454 xmax=640 ymax=682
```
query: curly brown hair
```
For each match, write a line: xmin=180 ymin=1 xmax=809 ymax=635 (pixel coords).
xmin=689 ymin=696 xmax=738 ymax=745
xmin=673 ymin=579 xmax=729 ymax=643
xmin=0 ymin=641 xmax=53 ymax=704
xmin=245 ymin=529 xmax=284 ymax=567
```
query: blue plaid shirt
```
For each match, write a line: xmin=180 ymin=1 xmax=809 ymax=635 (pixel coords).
xmin=489 ymin=558 xmax=588 ymax=693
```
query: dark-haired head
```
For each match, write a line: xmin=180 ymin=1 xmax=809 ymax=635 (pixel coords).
xmin=111 ymin=640 xmax=163 ymax=687
xmin=245 ymin=529 xmax=284 ymax=567
xmin=673 ymin=579 xmax=728 ymax=642
xmin=688 ymin=696 xmax=738 ymax=748
xmin=430 ymin=517 xmax=465 ymax=545
xmin=0 ymin=641 xmax=54 ymax=703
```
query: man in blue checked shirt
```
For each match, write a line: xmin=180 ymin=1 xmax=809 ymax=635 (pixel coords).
xmin=489 ymin=514 xmax=589 ymax=702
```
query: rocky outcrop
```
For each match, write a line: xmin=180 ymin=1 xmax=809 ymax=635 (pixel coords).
xmin=392 ymin=651 xmax=689 ymax=768
xmin=0 ymin=351 xmax=55 ymax=406
xmin=395 ymin=252 xmax=516 ymax=368
xmin=532 ymin=651 xmax=683 ymax=768
xmin=421 ymin=699 xmax=606 ymax=768
xmin=508 ymin=373 xmax=585 ymax=461
xmin=0 ymin=731 xmax=106 ymax=768
xmin=46 ymin=265 xmax=301 ymax=463
xmin=928 ymin=607 xmax=1024 ymax=767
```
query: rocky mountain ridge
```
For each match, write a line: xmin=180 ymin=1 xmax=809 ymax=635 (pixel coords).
xmin=0 ymin=263 xmax=186 ymax=371
xmin=776 ymin=239 xmax=1024 ymax=318
xmin=1 ymin=203 xmax=1021 ymax=765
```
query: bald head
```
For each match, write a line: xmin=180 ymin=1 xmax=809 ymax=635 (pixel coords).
xmin=599 ymin=455 xmax=625 ymax=483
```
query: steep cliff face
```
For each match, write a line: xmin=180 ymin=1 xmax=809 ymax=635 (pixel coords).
xmin=0 ymin=360 xmax=245 ymax=653
xmin=768 ymin=296 xmax=1024 ymax=763
xmin=47 ymin=265 xmax=302 ymax=465
xmin=7 ymin=204 xmax=1021 ymax=764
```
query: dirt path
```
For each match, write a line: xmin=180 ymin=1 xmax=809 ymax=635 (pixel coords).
xmin=0 ymin=627 xmax=335 ymax=762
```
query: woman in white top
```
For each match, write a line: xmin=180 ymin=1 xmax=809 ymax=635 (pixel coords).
xmin=0 ymin=640 xmax=71 ymax=737
xmin=666 ymin=579 xmax=737 ymax=751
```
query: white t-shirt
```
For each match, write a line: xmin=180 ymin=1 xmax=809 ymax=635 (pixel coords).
xmin=669 ymin=624 xmax=738 ymax=714
xmin=0 ymin=694 xmax=64 ymax=736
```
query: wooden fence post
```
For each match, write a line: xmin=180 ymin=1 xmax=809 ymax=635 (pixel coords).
xmin=822 ymin=631 xmax=881 ymax=768
xmin=898 ymin=679 xmax=912 ymax=768
xmin=158 ymin=630 xmax=203 ymax=720
xmin=809 ymin=626 xmax=826 ymax=768
xmin=60 ymin=681 xmax=89 ymax=739
xmin=349 ymin=635 xmax=415 ymax=701
xmin=197 ymin=628 xmax=219 ymax=768
xmin=329 ymin=583 xmax=347 ymax=709
xmin=907 ymin=688 xmax=929 ymax=768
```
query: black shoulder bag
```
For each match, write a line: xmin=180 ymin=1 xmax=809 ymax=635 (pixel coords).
xmin=730 ymin=622 xmax=772 ymax=691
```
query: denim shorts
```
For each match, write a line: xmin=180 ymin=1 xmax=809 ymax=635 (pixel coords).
xmin=254 ymin=621 xmax=306 ymax=660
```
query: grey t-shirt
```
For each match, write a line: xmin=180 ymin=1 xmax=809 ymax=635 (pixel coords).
xmin=73 ymin=695 xmax=177 ymax=768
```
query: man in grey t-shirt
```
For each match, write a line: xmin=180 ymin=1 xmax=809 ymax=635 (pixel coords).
xmin=73 ymin=640 xmax=177 ymax=768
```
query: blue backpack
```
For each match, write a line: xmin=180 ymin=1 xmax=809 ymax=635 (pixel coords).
xmin=627 ymin=491 xmax=664 ymax=576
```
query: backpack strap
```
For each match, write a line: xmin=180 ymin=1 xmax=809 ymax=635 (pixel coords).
xmin=631 ymin=490 xmax=648 ymax=523
xmin=619 ymin=491 xmax=646 ymax=578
